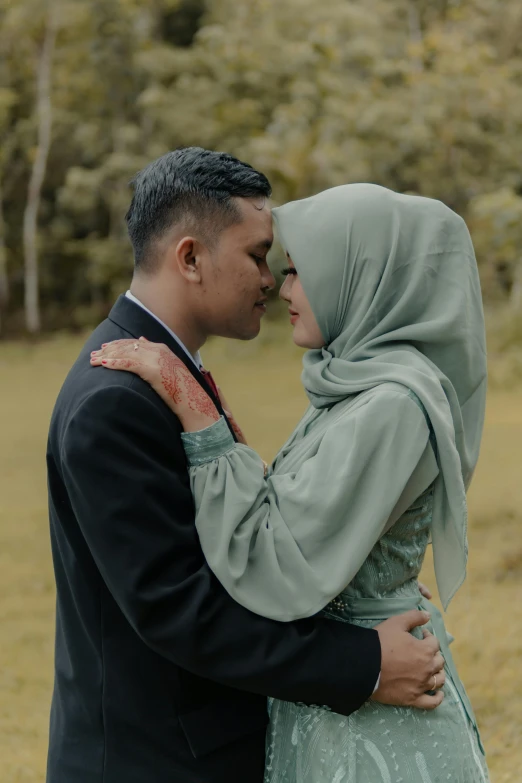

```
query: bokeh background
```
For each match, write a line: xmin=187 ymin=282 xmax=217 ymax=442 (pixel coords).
xmin=1 ymin=1 xmax=521 ymax=781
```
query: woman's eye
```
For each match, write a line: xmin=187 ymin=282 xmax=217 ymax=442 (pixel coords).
xmin=281 ymin=267 xmax=297 ymax=277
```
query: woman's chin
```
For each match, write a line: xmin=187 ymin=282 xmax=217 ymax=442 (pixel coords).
xmin=291 ymin=329 xmax=313 ymax=349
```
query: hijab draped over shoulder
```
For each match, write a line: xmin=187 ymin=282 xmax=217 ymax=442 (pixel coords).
xmin=272 ymin=184 xmax=487 ymax=609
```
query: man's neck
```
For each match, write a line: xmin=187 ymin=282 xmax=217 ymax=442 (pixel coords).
xmin=129 ymin=279 xmax=206 ymax=357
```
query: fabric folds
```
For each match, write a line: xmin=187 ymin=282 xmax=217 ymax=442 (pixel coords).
xmin=273 ymin=185 xmax=487 ymax=608
xmin=185 ymin=385 xmax=438 ymax=621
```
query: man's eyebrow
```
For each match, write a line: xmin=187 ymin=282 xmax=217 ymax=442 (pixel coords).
xmin=251 ymin=238 xmax=273 ymax=252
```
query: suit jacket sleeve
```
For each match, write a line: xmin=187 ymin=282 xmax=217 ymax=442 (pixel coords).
xmin=60 ymin=381 xmax=380 ymax=715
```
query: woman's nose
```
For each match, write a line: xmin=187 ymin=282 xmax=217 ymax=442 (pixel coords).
xmin=279 ymin=275 xmax=291 ymax=302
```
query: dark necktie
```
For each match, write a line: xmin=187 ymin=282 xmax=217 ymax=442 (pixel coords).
xmin=200 ymin=368 xmax=220 ymax=400
xmin=201 ymin=367 xmax=253 ymax=453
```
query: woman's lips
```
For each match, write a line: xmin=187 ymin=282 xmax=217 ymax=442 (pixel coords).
xmin=289 ymin=310 xmax=299 ymax=325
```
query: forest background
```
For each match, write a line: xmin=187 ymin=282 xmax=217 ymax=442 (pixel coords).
xmin=1 ymin=1 xmax=522 ymax=781
xmin=1 ymin=0 xmax=522 ymax=349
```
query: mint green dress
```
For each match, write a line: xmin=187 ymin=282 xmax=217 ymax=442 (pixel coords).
xmin=181 ymin=388 xmax=489 ymax=783
xmin=179 ymin=184 xmax=490 ymax=782
xmin=265 ymin=482 xmax=490 ymax=783
xmin=264 ymin=412 xmax=489 ymax=783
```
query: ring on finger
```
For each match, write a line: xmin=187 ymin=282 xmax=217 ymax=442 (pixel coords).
xmin=133 ymin=343 xmax=139 ymax=351
xmin=432 ymin=674 xmax=437 ymax=690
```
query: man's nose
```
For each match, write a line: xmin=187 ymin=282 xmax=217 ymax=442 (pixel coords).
xmin=260 ymin=262 xmax=276 ymax=292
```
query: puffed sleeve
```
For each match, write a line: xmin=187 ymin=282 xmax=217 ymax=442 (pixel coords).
xmin=182 ymin=388 xmax=438 ymax=621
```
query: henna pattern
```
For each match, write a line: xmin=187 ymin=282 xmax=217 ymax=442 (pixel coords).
xmin=115 ymin=358 xmax=140 ymax=370
xmin=157 ymin=351 xmax=218 ymax=419
xmin=186 ymin=381 xmax=220 ymax=420
xmin=159 ymin=351 xmax=185 ymax=405
xmin=95 ymin=339 xmax=220 ymax=423
xmin=227 ymin=414 xmax=247 ymax=444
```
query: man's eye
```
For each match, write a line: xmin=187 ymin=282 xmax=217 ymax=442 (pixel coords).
xmin=251 ymin=254 xmax=265 ymax=265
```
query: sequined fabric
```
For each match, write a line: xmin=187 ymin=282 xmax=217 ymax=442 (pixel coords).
xmin=265 ymin=488 xmax=489 ymax=783
xmin=181 ymin=416 xmax=235 ymax=467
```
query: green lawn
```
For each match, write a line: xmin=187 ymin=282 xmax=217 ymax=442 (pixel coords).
xmin=1 ymin=329 xmax=521 ymax=782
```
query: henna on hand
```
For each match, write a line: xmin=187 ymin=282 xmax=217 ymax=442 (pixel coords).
xmin=158 ymin=350 xmax=185 ymax=406
xmin=90 ymin=339 xmax=220 ymax=427
xmin=224 ymin=411 xmax=247 ymax=445
xmin=216 ymin=387 xmax=247 ymax=445
xmin=156 ymin=351 xmax=220 ymax=422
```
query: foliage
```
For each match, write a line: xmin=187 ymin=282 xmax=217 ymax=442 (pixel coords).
xmin=1 ymin=0 xmax=522 ymax=333
xmin=469 ymin=188 xmax=522 ymax=304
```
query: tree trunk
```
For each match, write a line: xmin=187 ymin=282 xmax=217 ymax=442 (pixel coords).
xmin=23 ymin=5 xmax=57 ymax=335
xmin=0 ymin=180 xmax=8 ymax=335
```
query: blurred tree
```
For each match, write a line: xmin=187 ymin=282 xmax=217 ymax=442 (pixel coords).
xmin=54 ymin=0 xmax=149 ymax=321
xmin=469 ymin=188 xmax=522 ymax=308
xmin=0 ymin=84 xmax=16 ymax=334
xmin=161 ymin=0 xmax=206 ymax=47
xmin=143 ymin=0 xmax=522 ymax=212
xmin=1 ymin=0 xmax=522 ymax=333
xmin=23 ymin=2 xmax=58 ymax=334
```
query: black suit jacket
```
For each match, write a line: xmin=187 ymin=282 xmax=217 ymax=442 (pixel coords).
xmin=46 ymin=295 xmax=381 ymax=783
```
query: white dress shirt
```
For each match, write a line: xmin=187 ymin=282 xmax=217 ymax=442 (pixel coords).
xmin=125 ymin=290 xmax=202 ymax=369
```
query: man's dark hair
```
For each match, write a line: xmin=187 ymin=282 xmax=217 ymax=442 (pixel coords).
xmin=126 ymin=147 xmax=272 ymax=272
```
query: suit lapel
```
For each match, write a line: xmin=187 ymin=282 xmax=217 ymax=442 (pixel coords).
xmin=107 ymin=295 xmax=237 ymax=442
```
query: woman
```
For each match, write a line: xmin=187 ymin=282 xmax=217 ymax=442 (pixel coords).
xmin=92 ymin=184 xmax=489 ymax=781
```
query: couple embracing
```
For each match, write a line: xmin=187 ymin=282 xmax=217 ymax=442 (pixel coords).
xmin=46 ymin=147 xmax=489 ymax=782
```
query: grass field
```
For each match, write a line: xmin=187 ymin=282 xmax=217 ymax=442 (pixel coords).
xmin=1 ymin=328 xmax=521 ymax=782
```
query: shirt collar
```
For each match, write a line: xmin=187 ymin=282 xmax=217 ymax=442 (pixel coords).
xmin=125 ymin=290 xmax=202 ymax=369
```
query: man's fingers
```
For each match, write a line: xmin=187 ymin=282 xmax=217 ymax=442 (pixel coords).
xmin=421 ymin=632 xmax=441 ymax=655
xmin=432 ymin=652 xmax=445 ymax=674
xmin=431 ymin=669 xmax=446 ymax=690
xmin=423 ymin=668 xmax=446 ymax=692
xmin=413 ymin=690 xmax=445 ymax=710
xmin=399 ymin=609 xmax=431 ymax=632
xmin=418 ymin=581 xmax=433 ymax=600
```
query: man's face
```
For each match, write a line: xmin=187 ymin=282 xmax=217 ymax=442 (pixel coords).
xmin=200 ymin=198 xmax=275 ymax=340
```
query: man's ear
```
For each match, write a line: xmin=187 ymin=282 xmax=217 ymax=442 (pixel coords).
xmin=172 ymin=236 xmax=205 ymax=283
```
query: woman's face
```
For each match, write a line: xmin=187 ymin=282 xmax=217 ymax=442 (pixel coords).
xmin=279 ymin=256 xmax=325 ymax=349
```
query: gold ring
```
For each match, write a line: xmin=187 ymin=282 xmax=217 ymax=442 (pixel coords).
xmin=432 ymin=674 xmax=437 ymax=690
xmin=133 ymin=343 xmax=139 ymax=351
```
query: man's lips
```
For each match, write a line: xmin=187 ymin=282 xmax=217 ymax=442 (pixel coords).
xmin=255 ymin=297 xmax=267 ymax=312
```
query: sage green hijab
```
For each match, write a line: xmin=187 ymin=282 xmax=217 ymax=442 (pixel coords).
xmin=272 ymin=184 xmax=487 ymax=609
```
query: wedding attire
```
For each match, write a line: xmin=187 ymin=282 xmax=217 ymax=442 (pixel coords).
xmin=178 ymin=185 xmax=490 ymax=781
xmin=45 ymin=293 xmax=381 ymax=783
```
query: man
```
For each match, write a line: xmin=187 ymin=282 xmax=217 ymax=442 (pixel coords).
xmin=46 ymin=147 xmax=444 ymax=783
